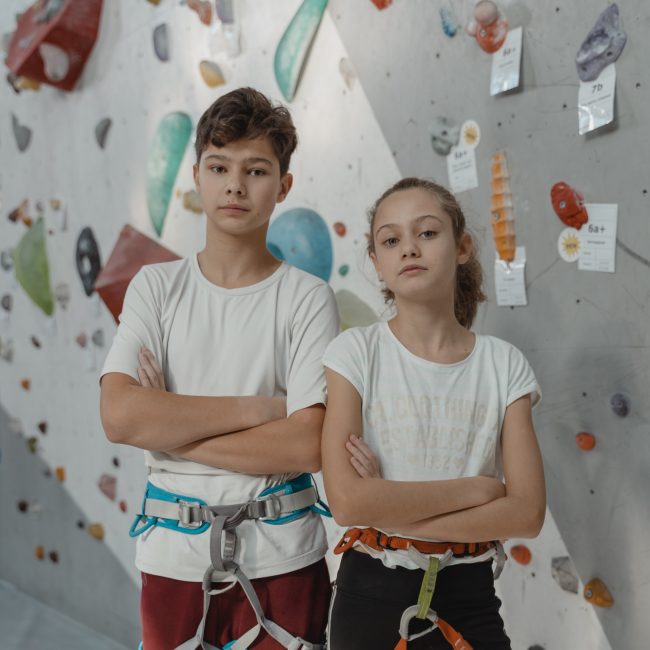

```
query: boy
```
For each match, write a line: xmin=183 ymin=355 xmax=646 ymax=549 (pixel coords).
xmin=100 ymin=87 xmax=339 ymax=649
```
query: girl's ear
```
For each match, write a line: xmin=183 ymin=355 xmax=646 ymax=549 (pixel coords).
xmin=457 ymin=232 xmax=473 ymax=265
xmin=369 ymin=249 xmax=382 ymax=281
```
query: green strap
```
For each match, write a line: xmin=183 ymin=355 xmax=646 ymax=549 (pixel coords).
xmin=416 ymin=557 xmax=440 ymax=619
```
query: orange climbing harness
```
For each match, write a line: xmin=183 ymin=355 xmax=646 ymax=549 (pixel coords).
xmin=335 ymin=528 xmax=504 ymax=650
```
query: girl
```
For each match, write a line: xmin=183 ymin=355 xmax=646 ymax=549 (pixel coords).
xmin=322 ymin=178 xmax=545 ymax=649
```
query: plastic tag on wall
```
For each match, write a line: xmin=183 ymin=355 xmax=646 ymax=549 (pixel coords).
xmin=490 ymin=26 xmax=522 ymax=96
xmin=494 ymin=246 xmax=527 ymax=307
xmin=578 ymin=64 xmax=616 ymax=135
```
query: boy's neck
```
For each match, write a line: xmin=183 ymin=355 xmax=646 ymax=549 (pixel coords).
xmin=197 ymin=229 xmax=281 ymax=290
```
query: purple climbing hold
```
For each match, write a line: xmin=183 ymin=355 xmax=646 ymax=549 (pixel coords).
xmin=576 ymin=4 xmax=627 ymax=82
xmin=153 ymin=23 xmax=170 ymax=62
xmin=610 ymin=392 xmax=629 ymax=417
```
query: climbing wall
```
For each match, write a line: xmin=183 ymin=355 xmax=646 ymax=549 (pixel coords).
xmin=0 ymin=1 xmax=646 ymax=648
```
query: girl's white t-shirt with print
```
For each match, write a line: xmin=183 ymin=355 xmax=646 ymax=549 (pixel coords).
xmin=322 ymin=321 xmax=541 ymax=486
xmin=101 ymin=256 xmax=339 ymax=582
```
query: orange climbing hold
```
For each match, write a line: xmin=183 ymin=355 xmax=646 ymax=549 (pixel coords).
xmin=20 ymin=379 xmax=31 ymax=390
xmin=55 ymin=467 xmax=66 ymax=482
xmin=576 ymin=432 xmax=596 ymax=451
xmin=584 ymin=578 xmax=614 ymax=608
xmin=35 ymin=545 xmax=45 ymax=560
xmin=490 ymin=151 xmax=515 ymax=262
xmin=88 ymin=523 xmax=105 ymax=541
xmin=510 ymin=544 xmax=532 ymax=565
xmin=333 ymin=222 xmax=347 ymax=237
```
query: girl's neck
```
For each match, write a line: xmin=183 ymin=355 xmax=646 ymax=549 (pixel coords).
xmin=388 ymin=298 xmax=475 ymax=364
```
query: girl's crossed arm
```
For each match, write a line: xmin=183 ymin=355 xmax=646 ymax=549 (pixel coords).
xmin=321 ymin=368 xmax=506 ymax=529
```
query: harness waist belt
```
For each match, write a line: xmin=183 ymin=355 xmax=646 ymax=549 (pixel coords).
xmin=334 ymin=527 xmax=496 ymax=557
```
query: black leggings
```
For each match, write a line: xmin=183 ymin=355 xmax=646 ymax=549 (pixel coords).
xmin=328 ymin=551 xmax=511 ymax=650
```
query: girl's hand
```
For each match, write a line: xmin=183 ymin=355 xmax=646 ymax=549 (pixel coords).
xmin=346 ymin=435 xmax=381 ymax=479
xmin=137 ymin=347 xmax=166 ymax=391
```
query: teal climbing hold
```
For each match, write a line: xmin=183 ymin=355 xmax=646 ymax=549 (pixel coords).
xmin=147 ymin=112 xmax=193 ymax=237
xmin=274 ymin=0 xmax=328 ymax=102
xmin=12 ymin=218 xmax=54 ymax=315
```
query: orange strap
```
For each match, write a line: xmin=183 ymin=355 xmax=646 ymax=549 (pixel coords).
xmin=334 ymin=527 xmax=494 ymax=558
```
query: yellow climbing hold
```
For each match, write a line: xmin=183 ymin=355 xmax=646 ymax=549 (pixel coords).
xmin=55 ymin=466 xmax=66 ymax=482
xmin=183 ymin=190 xmax=203 ymax=214
xmin=87 ymin=523 xmax=105 ymax=541
xmin=199 ymin=60 xmax=225 ymax=88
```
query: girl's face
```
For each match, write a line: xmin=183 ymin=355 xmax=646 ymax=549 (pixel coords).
xmin=370 ymin=187 xmax=471 ymax=304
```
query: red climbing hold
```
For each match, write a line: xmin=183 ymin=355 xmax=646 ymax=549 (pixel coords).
xmin=510 ymin=544 xmax=532 ymax=565
xmin=576 ymin=432 xmax=596 ymax=451
xmin=551 ymin=182 xmax=589 ymax=230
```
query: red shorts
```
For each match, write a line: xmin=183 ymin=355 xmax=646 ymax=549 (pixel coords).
xmin=140 ymin=559 xmax=331 ymax=650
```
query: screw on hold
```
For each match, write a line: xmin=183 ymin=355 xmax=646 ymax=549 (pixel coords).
xmin=610 ymin=393 xmax=629 ymax=417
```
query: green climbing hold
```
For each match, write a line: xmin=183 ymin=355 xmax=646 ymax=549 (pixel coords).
xmin=338 ymin=264 xmax=349 ymax=276
xmin=274 ymin=0 xmax=328 ymax=102
xmin=12 ymin=218 xmax=54 ymax=315
xmin=147 ymin=112 xmax=193 ymax=236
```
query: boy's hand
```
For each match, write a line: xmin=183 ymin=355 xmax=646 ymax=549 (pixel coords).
xmin=137 ymin=347 xmax=166 ymax=391
xmin=346 ymin=435 xmax=381 ymax=479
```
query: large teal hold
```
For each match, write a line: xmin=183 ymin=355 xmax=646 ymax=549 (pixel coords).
xmin=147 ymin=112 xmax=193 ymax=236
xmin=12 ymin=218 xmax=54 ymax=315
xmin=274 ymin=0 xmax=328 ymax=102
xmin=267 ymin=208 xmax=332 ymax=281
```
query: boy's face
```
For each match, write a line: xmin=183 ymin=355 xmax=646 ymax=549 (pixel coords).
xmin=193 ymin=137 xmax=292 ymax=238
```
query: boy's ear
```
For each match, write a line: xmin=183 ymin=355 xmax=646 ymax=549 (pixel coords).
xmin=193 ymin=163 xmax=200 ymax=190
xmin=276 ymin=173 xmax=293 ymax=203
xmin=457 ymin=232 xmax=473 ymax=265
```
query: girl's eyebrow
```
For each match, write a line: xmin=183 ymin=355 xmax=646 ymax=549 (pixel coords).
xmin=376 ymin=214 xmax=443 ymax=234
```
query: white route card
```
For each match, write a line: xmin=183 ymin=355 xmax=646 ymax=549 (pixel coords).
xmin=446 ymin=144 xmax=478 ymax=194
xmin=578 ymin=64 xmax=616 ymax=135
xmin=495 ymin=246 xmax=527 ymax=306
xmin=490 ymin=27 xmax=523 ymax=96
xmin=578 ymin=203 xmax=617 ymax=273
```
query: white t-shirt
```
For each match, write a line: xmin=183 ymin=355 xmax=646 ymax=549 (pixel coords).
xmin=322 ymin=322 xmax=541 ymax=485
xmin=101 ymin=255 xmax=339 ymax=581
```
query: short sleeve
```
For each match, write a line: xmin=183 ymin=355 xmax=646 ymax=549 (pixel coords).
xmin=322 ymin=328 xmax=366 ymax=398
xmin=506 ymin=345 xmax=541 ymax=409
xmin=286 ymin=284 xmax=340 ymax=415
xmin=100 ymin=267 xmax=165 ymax=383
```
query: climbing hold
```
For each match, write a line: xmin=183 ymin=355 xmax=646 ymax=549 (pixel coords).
xmin=91 ymin=329 xmax=104 ymax=348
xmin=182 ymin=190 xmax=203 ymax=214
xmin=274 ymin=0 xmax=328 ymax=102
xmin=98 ymin=474 xmax=117 ymax=501
xmin=509 ymin=544 xmax=532 ymax=565
xmin=551 ymin=556 xmax=579 ymax=594
xmin=490 ymin=151 xmax=516 ymax=262
xmin=1 ymin=251 xmax=13 ymax=271
xmin=370 ymin=0 xmax=392 ymax=8
xmin=333 ymin=222 xmax=347 ymax=237
xmin=338 ymin=264 xmax=350 ymax=277
xmin=199 ymin=60 xmax=225 ymax=88
xmin=267 ymin=208 xmax=333 ymax=281
xmin=215 ymin=0 xmax=235 ymax=23
xmin=550 ymin=182 xmax=588 ymax=230
xmin=119 ymin=500 xmax=128 ymax=513
xmin=75 ymin=333 xmax=88 ymax=348
xmin=439 ymin=6 xmax=458 ymax=37
xmin=335 ymin=290 xmax=378 ymax=330
xmin=610 ymin=393 xmax=629 ymax=417
xmin=38 ymin=421 xmax=47 ymax=434
xmin=147 ymin=112 xmax=193 ymax=236
xmin=0 ymin=337 xmax=13 ymax=362
xmin=576 ymin=432 xmax=596 ymax=451
xmin=95 ymin=118 xmax=112 ymax=149
xmin=12 ymin=218 xmax=55 ymax=315
xmin=576 ymin=4 xmax=626 ymax=82
xmin=1 ymin=294 xmax=12 ymax=312
xmin=31 ymin=336 xmax=41 ymax=348
xmin=112 ymin=456 xmax=120 ymax=468
xmin=39 ymin=42 xmax=70 ymax=82
xmin=7 ymin=74 xmax=41 ymax=93
xmin=339 ymin=58 xmax=356 ymax=89
xmin=474 ymin=1 xmax=508 ymax=53
xmin=17 ymin=500 xmax=29 ymax=513
xmin=8 ymin=199 xmax=29 ymax=224
xmin=87 ymin=523 xmax=105 ymax=541
xmin=584 ymin=577 xmax=614 ymax=608
xmin=12 ymin=114 xmax=32 ymax=152
xmin=48 ymin=550 xmax=59 ymax=563
xmin=528 ymin=646 xmax=545 ymax=650
xmin=76 ymin=227 xmax=102 ymax=296
xmin=21 ymin=379 xmax=31 ymax=391
xmin=55 ymin=467 xmax=66 ymax=482
xmin=187 ymin=0 xmax=212 ymax=25
xmin=35 ymin=545 xmax=45 ymax=560
xmin=428 ymin=116 xmax=460 ymax=156
xmin=77 ymin=520 xmax=85 ymax=529
xmin=26 ymin=436 xmax=38 ymax=453
xmin=54 ymin=283 xmax=70 ymax=310
xmin=153 ymin=23 xmax=169 ymax=62
xmin=94 ymin=225 xmax=181 ymax=323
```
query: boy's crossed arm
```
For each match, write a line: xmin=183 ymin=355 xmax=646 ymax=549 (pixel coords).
xmin=100 ymin=348 xmax=321 ymax=475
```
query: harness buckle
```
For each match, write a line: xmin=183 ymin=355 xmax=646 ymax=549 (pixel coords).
xmin=256 ymin=495 xmax=281 ymax=520
xmin=178 ymin=501 xmax=203 ymax=526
